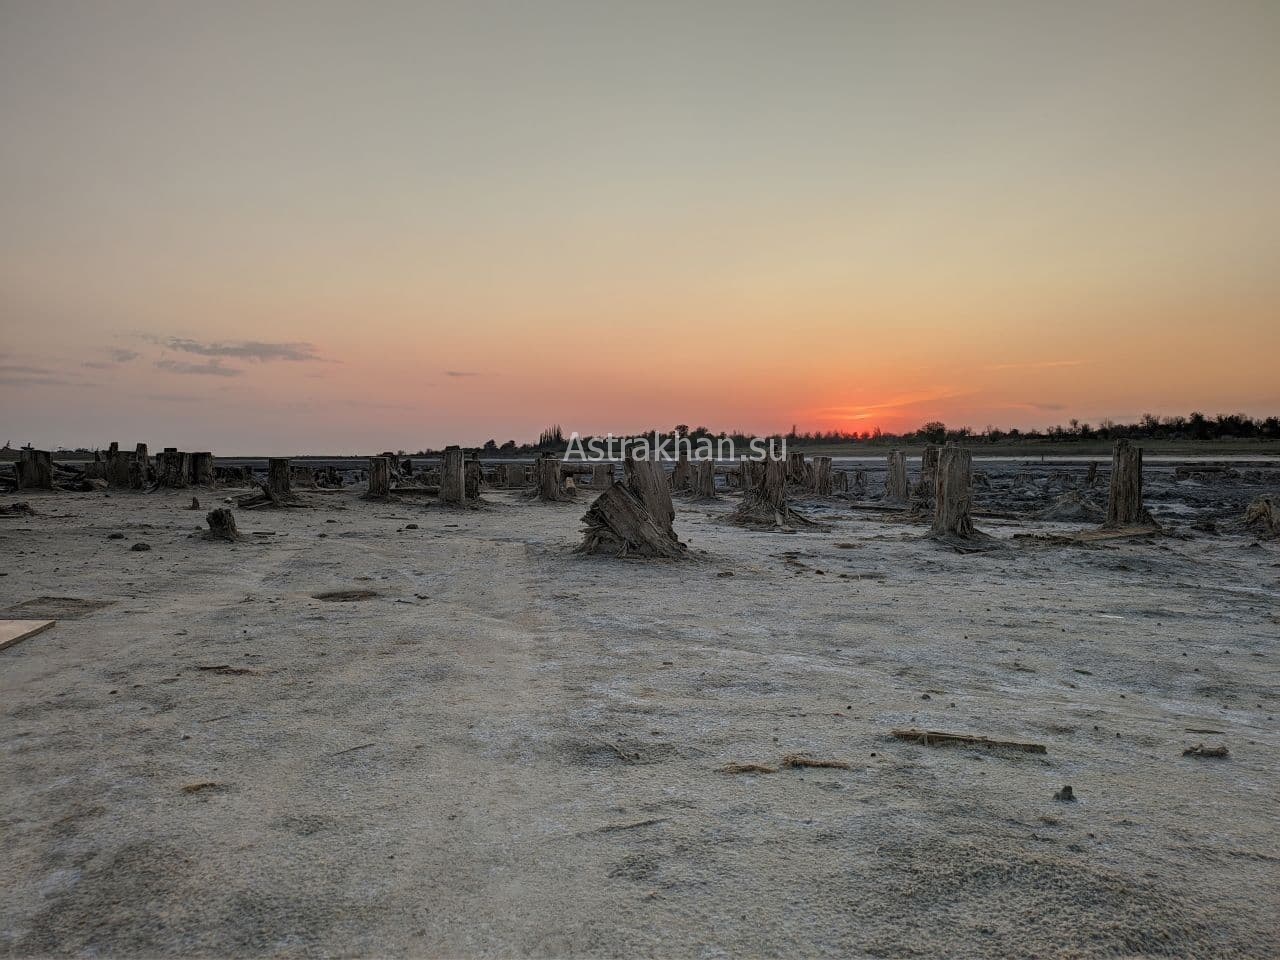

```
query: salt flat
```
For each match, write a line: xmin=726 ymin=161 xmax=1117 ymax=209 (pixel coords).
xmin=1 ymin=471 xmax=1277 ymax=957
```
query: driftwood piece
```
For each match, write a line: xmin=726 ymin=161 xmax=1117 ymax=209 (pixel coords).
xmin=440 ymin=447 xmax=465 ymax=505
xmin=891 ymin=728 xmax=1047 ymax=754
xmin=15 ymin=449 xmax=54 ymax=490
xmin=366 ymin=457 xmax=390 ymax=498
xmin=577 ymin=456 xmax=686 ymax=559
xmin=1104 ymin=439 xmax=1154 ymax=528
xmin=203 ymin=507 xmax=242 ymax=541
xmin=884 ymin=451 xmax=908 ymax=503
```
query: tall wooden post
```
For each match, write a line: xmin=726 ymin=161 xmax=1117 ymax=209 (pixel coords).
xmin=885 ymin=451 xmax=908 ymax=503
xmin=930 ymin=443 xmax=975 ymax=539
xmin=691 ymin=459 xmax=716 ymax=499
xmin=1105 ymin=439 xmax=1149 ymax=527
xmin=367 ymin=457 xmax=391 ymax=498
xmin=440 ymin=446 xmax=465 ymax=505
xmin=465 ymin=459 xmax=483 ymax=500
xmin=811 ymin=456 xmax=833 ymax=496
xmin=670 ymin=452 xmax=691 ymax=491
xmin=915 ymin=444 xmax=940 ymax=499
xmin=535 ymin=456 xmax=562 ymax=502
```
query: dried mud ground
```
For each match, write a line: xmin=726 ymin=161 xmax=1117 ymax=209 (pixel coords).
xmin=1 ymin=479 xmax=1277 ymax=958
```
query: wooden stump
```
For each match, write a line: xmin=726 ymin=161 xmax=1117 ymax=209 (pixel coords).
xmin=190 ymin=452 xmax=214 ymax=487
xmin=465 ymin=460 xmax=483 ymax=500
xmin=930 ymin=444 xmax=976 ymax=540
xmin=1085 ymin=461 xmax=1099 ymax=488
xmin=811 ymin=456 xmax=833 ymax=496
xmin=853 ymin=469 xmax=867 ymax=497
xmin=367 ymin=457 xmax=391 ymax=498
xmin=690 ymin=460 xmax=716 ymax=499
xmin=133 ymin=444 xmax=150 ymax=488
xmin=670 ymin=453 xmax=691 ymax=492
xmin=578 ymin=455 xmax=685 ymax=558
xmin=786 ymin=451 xmax=810 ymax=485
xmin=914 ymin=444 xmax=940 ymax=500
xmin=739 ymin=458 xmax=764 ymax=492
xmin=591 ymin=463 xmax=614 ymax=488
xmin=534 ymin=456 xmax=569 ymax=502
xmin=268 ymin=458 xmax=292 ymax=500
xmin=105 ymin=443 xmax=132 ymax=488
xmin=731 ymin=457 xmax=814 ymax=528
xmin=15 ymin=449 xmax=53 ymax=490
xmin=440 ymin=446 xmax=466 ymax=505
xmin=1104 ymin=439 xmax=1152 ymax=528
xmin=884 ymin=451 xmax=908 ymax=503
xmin=204 ymin=507 xmax=241 ymax=541
xmin=154 ymin=449 xmax=191 ymax=489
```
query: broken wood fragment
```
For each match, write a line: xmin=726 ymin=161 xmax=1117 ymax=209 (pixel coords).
xmin=891 ymin=728 xmax=1047 ymax=754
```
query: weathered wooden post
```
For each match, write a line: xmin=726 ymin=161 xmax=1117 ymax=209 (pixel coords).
xmin=885 ymin=451 xmax=908 ymax=503
xmin=267 ymin=458 xmax=292 ymax=500
xmin=670 ymin=451 xmax=691 ymax=492
xmin=465 ymin=459 xmax=483 ymax=500
xmin=156 ymin=449 xmax=191 ymax=488
xmin=853 ymin=469 xmax=868 ymax=497
xmin=190 ymin=452 xmax=214 ymax=487
xmin=440 ymin=446 xmax=466 ymax=505
xmin=739 ymin=458 xmax=763 ymax=492
xmin=930 ymin=443 xmax=976 ymax=540
xmin=787 ymin=451 xmax=809 ymax=485
xmin=811 ymin=456 xmax=833 ymax=496
xmin=591 ymin=463 xmax=613 ymax=488
xmin=691 ymin=459 xmax=716 ymax=499
xmin=915 ymin=444 xmax=940 ymax=499
xmin=367 ymin=457 xmax=391 ymax=498
xmin=1104 ymin=439 xmax=1151 ymax=527
xmin=132 ymin=444 xmax=150 ymax=488
xmin=16 ymin=449 xmax=54 ymax=490
xmin=535 ymin=455 xmax=564 ymax=502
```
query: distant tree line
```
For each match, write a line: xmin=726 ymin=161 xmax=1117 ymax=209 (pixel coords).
xmin=423 ymin=412 xmax=1280 ymax=456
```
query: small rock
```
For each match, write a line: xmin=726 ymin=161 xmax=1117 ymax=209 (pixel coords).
xmin=131 ymin=542 xmax=152 ymax=552
xmin=1054 ymin=785 xmax=1076 ymax=802
xmin=108 ymin=532 xmax=125 ymax=540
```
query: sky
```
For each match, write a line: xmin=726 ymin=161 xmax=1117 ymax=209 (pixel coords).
xmin=1 ymin=0 xmax=1277 ymax=452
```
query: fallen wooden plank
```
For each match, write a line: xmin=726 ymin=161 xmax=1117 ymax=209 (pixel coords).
xmin=0 ymin=619 xmax=56 ymax=652
xmin=891 ymin=728 xmax=1047 ymax=754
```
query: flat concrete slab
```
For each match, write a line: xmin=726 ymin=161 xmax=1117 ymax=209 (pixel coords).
xmin=0 ymin=619 xmax=56 ymax=651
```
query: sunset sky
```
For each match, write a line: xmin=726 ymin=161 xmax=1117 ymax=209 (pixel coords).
xmin=2 ymin=0 xmax=1277 ymax=452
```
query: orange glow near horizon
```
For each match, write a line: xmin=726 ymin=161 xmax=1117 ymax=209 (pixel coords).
xmin=2 ymin=2 xmax=1278 ymax=451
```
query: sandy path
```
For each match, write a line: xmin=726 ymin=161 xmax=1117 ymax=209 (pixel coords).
xmin=1 ymin=486 xmax=1277 ymax=957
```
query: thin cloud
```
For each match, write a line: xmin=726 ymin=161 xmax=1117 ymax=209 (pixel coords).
xmin=84 ymin=348 xmax=142 ymax=369
xmin=155 ymin=358 xmax=243 ymax=377
xmin=0 ymin=364 xmax=55 ymax=375
xmin=160 ymin=337 xmax=320 ymax=362
xmin=814 ymin=388 xmax=969 ymax=421
xmin=444 ymin=370 xmax=480 ymax=377
xmin=985 ymin=359 xmax=1085 ymax=371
